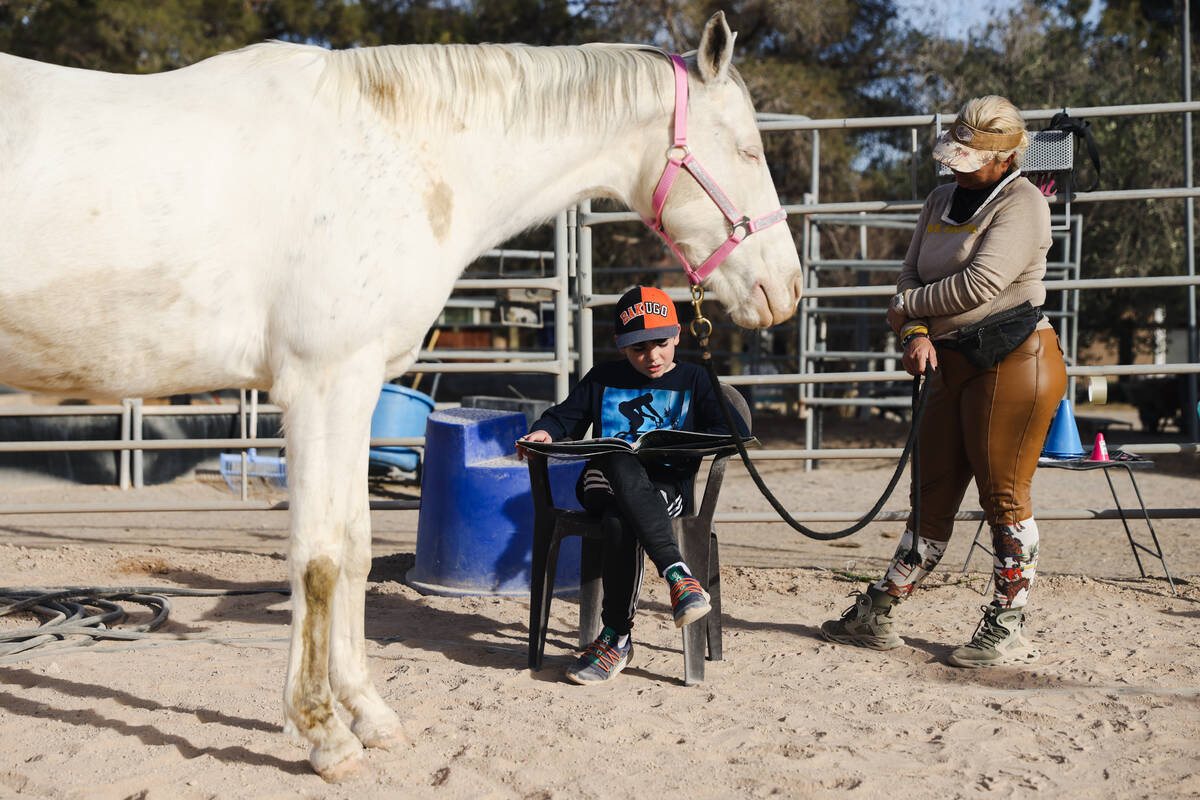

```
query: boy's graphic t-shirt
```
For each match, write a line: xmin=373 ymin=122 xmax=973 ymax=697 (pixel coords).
xmin=530 ymin=359 xmax=745 ymax=472
xmin=601 ymin=387 xmax=689 ymax=441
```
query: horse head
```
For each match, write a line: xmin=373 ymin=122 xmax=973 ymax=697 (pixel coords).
xmin=637 ymin=12 xmax=803 ymax=329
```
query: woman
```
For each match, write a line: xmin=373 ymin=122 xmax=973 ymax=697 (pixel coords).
xmin=821 ymin=95 xmax=1067 ymax=667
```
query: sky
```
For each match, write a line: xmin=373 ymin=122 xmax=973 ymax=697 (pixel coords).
xmin=895 ymin=0 xmax=1106 ymax=40
xmin=894 ymin=0 xmax=1021 ymax=40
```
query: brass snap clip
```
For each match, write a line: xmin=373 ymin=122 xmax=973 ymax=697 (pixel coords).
xmin=689 ymin=284 xmax=712 ymax=343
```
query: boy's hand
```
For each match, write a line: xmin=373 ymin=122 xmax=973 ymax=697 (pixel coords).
xmin=516 ymin=430 xmax=552 ymax=460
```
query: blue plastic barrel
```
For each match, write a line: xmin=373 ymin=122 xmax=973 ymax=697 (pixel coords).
xmin=369 ymin=383 xmax=435 ymax=472
xmin=407 ymin=407 xmax=584 ymax=597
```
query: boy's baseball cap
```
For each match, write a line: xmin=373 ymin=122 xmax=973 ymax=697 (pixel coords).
xmin=614 ymin=286 xmax=680 ymax=348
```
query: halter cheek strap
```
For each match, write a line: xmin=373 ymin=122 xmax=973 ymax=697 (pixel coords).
xmin=642 ymin=54 xmax=788 ymax=285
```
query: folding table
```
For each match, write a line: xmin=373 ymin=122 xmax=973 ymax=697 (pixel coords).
xmin=961 ymin=450 xmax=1177 ymax=596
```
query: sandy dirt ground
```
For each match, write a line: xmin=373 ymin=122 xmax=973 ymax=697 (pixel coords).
xmin=0 ymin=412 xmax=1197 ymax=799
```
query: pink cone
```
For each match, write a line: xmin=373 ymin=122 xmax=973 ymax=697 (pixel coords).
xmin=1089 ymin=432 xmax=1110 ymax=461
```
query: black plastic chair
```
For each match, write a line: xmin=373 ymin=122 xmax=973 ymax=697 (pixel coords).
xmin=525 ymin=384 xmax=751 ymax=685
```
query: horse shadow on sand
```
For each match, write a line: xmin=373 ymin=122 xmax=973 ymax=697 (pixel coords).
xmin=0 ymin=564 xmax=310 ymax=773
xmin=0 ymin=550 xmax=551 ymax=771
xmin=0 ymin=546 xmax=540 ymax=774
xmin=0 ymin=666 xmax=309 ymax=774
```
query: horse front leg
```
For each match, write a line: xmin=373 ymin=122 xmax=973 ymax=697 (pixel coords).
xmin=276 ymin=351 xmax=395 ymax=780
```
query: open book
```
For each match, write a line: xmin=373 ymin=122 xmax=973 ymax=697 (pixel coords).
xmin=519 ymin=429 xmax=757 ymax=460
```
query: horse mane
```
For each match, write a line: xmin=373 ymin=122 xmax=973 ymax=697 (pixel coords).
xmin=306 ymin=42 xmax=677 ymax=135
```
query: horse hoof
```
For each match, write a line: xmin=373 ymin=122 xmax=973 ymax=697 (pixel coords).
xmin=352 ymin=706 xmax=410 ymax=751
xmin=318 ymin=753 xmax=363 ymax=783
xmin=311 ymin=740 xmax=365 ymax=783
xmin=357 ymin=725 xmax=410 ymax=751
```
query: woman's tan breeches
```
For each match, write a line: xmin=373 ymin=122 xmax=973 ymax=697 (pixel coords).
xmin=908 ymin=328 xmax=1067 ymax=541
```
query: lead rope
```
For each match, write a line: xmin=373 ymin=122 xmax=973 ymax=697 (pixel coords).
xmin=689 ymin=287 xmax=929 ymax=565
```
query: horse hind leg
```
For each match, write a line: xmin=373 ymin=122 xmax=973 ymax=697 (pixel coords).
xmin=281 ymin=540 xmax=363 ymax=779
xmin=329 ymin=451 xmax=408 ymax=752
xmin=328 ymin=348 xmax=420 ymax=751
xmin=288 ymin=553 xmax=362 ymax=780
xmin=276 ymin=350 xmax=401 ymax=779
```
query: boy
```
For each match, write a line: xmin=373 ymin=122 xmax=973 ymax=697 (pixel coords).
xmin=518 ymin=286 xmax=747 ymax=684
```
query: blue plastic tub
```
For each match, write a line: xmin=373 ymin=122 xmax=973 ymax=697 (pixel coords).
xmin=369 ymin=383 xmax=435 ymax=472
xmin=406 ymin=408 xmax=585 ymax=597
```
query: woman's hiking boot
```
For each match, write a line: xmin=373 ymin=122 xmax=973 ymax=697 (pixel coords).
xmin=948 ymin=603 xmax=1039 ymax=668
xmin=820 ymin=590 xmax=903 ymax=650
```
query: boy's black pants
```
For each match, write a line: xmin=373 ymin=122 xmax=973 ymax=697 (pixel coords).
xmin=576 ymin=452 xmax=691 ymax=636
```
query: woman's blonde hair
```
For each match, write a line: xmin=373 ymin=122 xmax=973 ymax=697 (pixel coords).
xmin=958 ymin=95 xmax=1029 ymax=166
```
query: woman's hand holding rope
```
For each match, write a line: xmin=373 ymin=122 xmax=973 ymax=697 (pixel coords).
xmin=902 ymin=336 xmax=938 ymax=377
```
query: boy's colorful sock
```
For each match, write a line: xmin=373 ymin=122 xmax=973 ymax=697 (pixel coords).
xmin=662 ymin=561 xmax=691 ymax=579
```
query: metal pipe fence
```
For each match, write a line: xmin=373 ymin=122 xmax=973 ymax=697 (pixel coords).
xmin=0 ymin=101 xmax=1197 ymax=529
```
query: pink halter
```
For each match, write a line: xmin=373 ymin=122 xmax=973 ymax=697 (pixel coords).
xmin=643 ymin=54 xmax=788 ymax=285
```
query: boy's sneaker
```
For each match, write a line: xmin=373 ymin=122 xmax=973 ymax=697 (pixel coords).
xmin=565 ymin=627 xmax=632 ymax=684
xmin=820 ymin=591 xmax=903 ymax=650
xmin=666 ymin=567 xmax=711 ymax=628
xmin=948 ymin=604 xmax=1039 ymax=668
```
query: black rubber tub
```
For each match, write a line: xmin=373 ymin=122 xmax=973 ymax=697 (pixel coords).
xmin=0 ymin=411 xmax=282 ymax=485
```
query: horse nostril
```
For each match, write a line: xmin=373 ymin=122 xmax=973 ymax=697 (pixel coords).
xmin=791 ymin=274 xmax=804 ymax=304
xmin=753 ymin=282 xmax=772 ymax=323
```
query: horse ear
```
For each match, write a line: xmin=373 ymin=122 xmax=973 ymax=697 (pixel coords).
xmin=697 ymin=11 xmax=736 ymax=83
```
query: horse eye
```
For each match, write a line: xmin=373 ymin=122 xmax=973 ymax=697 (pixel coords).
xmin=739 ymin=148 xmax=762 ymax=164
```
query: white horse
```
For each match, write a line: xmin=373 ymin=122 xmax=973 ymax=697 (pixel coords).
xmin=0 ymin=12 xmax=802 ymax=780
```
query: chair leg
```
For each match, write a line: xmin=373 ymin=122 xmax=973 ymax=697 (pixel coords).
xmin=528 ymin=527 xmax=561 ymax=671
xmin=706 ymin=530 xmax=723 ymax=662
xmin=681 ymin=617 xmax=706 ymax=685
xmin=578 ymin=537 xmax=604 ymax=648
xmin=678 ymin=519 xmax=711 ymax=684
xmin=960 ymin=519 xmax=989 ymax=572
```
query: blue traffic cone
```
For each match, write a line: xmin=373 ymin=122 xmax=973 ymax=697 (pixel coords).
xmin=1042 ymin=397 xmax=1085 ymax=458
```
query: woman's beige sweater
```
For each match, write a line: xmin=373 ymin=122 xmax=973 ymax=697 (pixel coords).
xmin=897 ymin=171 xmax=1053 ymax=341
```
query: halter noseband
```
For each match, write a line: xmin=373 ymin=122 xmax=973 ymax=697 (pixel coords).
xmin=642 ymin=54 xmax=788 ymax=286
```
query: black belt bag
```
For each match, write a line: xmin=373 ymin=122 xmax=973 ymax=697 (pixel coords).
xmin=939 ymin=301 xmax=1043 ymax=369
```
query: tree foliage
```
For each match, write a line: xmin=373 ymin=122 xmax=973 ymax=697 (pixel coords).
xmin=0 ymin=1 xmax=371 ymax=70
xmin=875 ymin=0 xmax=1198 ymax=358
xmin=1 ymin=0 xmax=1195 ymax=356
